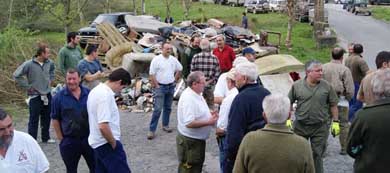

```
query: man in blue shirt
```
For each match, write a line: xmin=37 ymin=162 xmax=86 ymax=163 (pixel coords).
xmin=51 ymin=69 xmax=95 ymax=173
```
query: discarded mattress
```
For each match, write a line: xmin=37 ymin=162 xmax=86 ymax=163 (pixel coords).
xmin=125 ymin=15 xmax=171 ymax=34
xmin=122 ymin=53 xmax=155 ymax=78
xmin=255 ymin=54 xmax=304 ymax=75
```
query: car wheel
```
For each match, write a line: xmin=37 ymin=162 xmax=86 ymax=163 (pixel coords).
xmin=351 ymin=8 xmax=355 ymax=13
xmin=355 ymin=11 xmax=358 ymax=15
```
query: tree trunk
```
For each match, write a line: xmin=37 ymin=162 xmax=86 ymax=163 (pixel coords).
xmin=78 ymin=0 xmax=85 ymax=25
xmin=285 ymin=0 xmax=294 ymax=49
xmin=8 ymin=0 xmax=14 ymax=27
xmin=142 ymin=0 xmax=146 ymax=15
xmin=132 ymin=0 xmax=136 ymax=14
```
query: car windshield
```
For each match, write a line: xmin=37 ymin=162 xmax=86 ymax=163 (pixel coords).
xmin=91 ymin=15 xmax=118 ymax=26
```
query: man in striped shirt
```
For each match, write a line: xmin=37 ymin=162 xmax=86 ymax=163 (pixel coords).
xmin=191 ymin=39 xmax=221 ymax=108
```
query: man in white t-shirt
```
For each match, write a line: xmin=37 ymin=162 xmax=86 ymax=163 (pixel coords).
xmin=215 ymin=69 xmax=238 ymax=172
xmin=148 ymin=42 xmax=183 ymax=140
xmin=87 ymin=68 xmax=132 ymax=173
xmin=176 ymin=71 xmax=218 ymax=172
xmin=0 ymin=107 xmax=49 ymax=173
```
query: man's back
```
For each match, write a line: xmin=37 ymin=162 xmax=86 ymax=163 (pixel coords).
xmin=234 ymin=124 xmax=315 ymax=173
xmin=347 ymin=99 xmax=390 ymax=173
xmin=323 ymin=62 xmax=354 ymax=100
xmin=345 ymin=54 xmax=369 ymax=83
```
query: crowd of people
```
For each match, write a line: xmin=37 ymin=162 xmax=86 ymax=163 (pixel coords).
xmin=1 ymin=31 xmax=389 ymax=173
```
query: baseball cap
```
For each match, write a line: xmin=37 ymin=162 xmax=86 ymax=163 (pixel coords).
xmin=242 ymin=47 xmax=255 ymax=55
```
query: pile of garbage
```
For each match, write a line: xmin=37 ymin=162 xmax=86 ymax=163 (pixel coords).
xmin=94 ymin=15 xmax=279 ymax=112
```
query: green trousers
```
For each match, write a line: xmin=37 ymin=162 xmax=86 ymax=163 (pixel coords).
xmin=338 ymin=106 xmax=350 ymax=153
xmin=176 ymin=133 xmax=206 ymax=173
xmin=294 ymin=120 xmax=330 ymax=173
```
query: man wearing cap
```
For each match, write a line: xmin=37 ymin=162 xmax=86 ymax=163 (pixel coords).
xmin=241 ymin=47 xmax=256 ymax=62
xmin=215 ymin=68 xmax=238 ymax=172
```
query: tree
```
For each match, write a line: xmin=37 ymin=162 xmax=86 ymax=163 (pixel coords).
xmin=182 ymin=0 xmax=192 ymax=19
xmin=38 ymin=0 xmax=89 ymax=34
xmin=8 ymin=0 xmax=14 ymax=27
xmin=163 ymin=0 xmax=174 ymax=18
xmin=285 ymin=0 xmax=294 ymax=49
xmin=141 ymin=0 xmax=146 ymax=15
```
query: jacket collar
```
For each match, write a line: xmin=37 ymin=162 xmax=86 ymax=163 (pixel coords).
xmin=261 ymin=124 xmax=293 ymax=134
xmin=364 ymin=98 xmax=390 ymax=109
xmin=238 ymin=83 xmax=258 ymax=92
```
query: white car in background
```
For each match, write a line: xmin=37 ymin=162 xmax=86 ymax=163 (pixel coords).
xmin=269 ymin=0 xmax=287 ymax=12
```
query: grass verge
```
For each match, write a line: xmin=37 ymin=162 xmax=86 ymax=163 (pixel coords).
xmin=370 ymin=6 xmax=390 ymax=22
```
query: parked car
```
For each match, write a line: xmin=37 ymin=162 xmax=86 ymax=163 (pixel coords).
xmin=369 ymin=0 xmax=390 ymax=5
xmin=345 ymin=0 xmax=371 ymax=15
xmin=309 ymin=9 xmax=329 ymax=25
xmin=78 ymin=12 xmax=134 ymax=48
xmin=295 ymin=0 xmax=314 ymax=22
xmin=245 ymin=0 xmax=270 ymax=14
xmin=269 ymin=0 xmax=287 ymax=12
xmin=227 ymin=0 xmax=246 ymax=6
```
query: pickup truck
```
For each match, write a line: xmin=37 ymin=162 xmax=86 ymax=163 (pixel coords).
xmin=78 ymin=12 xmax=134 ymax=48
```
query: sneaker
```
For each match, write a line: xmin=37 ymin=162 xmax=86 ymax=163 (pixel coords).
xmin=162 ymin=126 xmax=173 ymax=133
xmin=147 ymin=131 xmax=155 ymax=140
xmin=43 ymin=139 xmax=56 ymax=144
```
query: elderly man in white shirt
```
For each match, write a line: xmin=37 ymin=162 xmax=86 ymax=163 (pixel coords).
xmin=215 ymin=69 xmax=238 ymax=172
xmin=176 ymin=71 xmax=218 ymax=173
xmin=0 ymin=107 xmax=49 ymax=173
xmin=214 ymin=57 xmax=248 ymax=104
xmin=148 ymin=42 xmax=183 ymax=140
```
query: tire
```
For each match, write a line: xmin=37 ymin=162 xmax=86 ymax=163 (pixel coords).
xmin=355 ymin=11 xmax=358 ymax=15
xmin=352 ymin=8 xmax=355 ymax=13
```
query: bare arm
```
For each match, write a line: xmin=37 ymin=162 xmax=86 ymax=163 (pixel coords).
xmin=214 ymin=97 xmax=224 ymax=105
xmin=149 ymin=74 xmax=160 ymax=88
xmin=175 ymin=71 xmax=182 ymax=83
xmin=99 ymin=122 xmax=116 ymax=149
xmin=330 ymin=105 xmax=339 ymax=121
xmin=186 ymin=113 xmax=218 ymax=128
xmin=84 ymin=71 xmax=102 ymax=82
xmin=51 ymin=120 xmax=63 ymax=141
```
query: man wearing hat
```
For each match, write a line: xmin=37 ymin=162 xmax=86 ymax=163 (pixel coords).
xmin=241 ymin=47 xmax=256 ymax=62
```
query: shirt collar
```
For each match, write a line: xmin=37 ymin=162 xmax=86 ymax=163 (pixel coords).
xmin=63 ymin=85 xmax=89 ymax=97
xmin=261 ymin=124 xmax=293 ymax=134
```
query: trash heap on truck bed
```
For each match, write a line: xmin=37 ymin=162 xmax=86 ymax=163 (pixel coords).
xmin=91 ymin=15 xmax=281 ymax=112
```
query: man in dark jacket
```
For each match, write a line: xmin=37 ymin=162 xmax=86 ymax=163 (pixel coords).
xmin=347 ymin=68 xmax=390 ymax=173
xmin=224 ymin=62 xmax=270 ymax=173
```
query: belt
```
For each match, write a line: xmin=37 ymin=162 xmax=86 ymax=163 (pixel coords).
xmin=158 ymin=83 xmax=174 ymax=86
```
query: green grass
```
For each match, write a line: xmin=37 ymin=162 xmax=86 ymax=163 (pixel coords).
xmin=2 ymin=103 xmax=28 ymax=125
xmin=370 ymin=6 xmax=390 ymax=22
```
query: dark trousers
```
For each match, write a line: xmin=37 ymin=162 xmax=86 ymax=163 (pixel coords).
xmin=176 ymin=133 xmax=206 ymax=173
xmin=28 ymin=94 xmax=51 ymax=141
xmin=60 ymin=137 xmax=95 ymax=173
xmin=349 ymin=82 xmax=363 ymax=121
xmin=94 ymin=141 xmax=131 ymax=173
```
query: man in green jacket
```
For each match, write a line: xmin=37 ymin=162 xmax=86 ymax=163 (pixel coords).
xmin=347 ymin=68 xmax=390 ymax=173
xmin=288 ymin=60 xmax=339 ymax=173
xmin=181 ymin=35 xmax=201 ymax=78
xmin=58 ymin=32 xmax=83 ymax=75
xmin=233 ymin=93 xmax=315 ymax=173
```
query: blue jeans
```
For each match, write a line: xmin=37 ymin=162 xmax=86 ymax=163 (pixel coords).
xmin=348 ymin=82 xmax=363 ymax=122
xmin=94 ymin=141 xmax=131 ymax=173
xmin=217 ymin=136 xmax=227 ymax=173
xmin=60 ymin=137 xmax=95 ymax=173
xmin=149 ymin=83 xmax=175 ymax=132
xmin=28 ymin=94 xmax=51 ymax=141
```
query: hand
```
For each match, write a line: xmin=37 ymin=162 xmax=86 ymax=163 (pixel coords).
xmin=209 ymin=113 xmax=218 ymax=125
xmin=110 ymin=140 xmax=117 ymax=150
xmin=331 ymin=120 xmax=340 ymax=137
xmin=216 ymin=128 xmax=225 ymax=136
xmin=286 ymin=119 xmax=293 ymax=130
